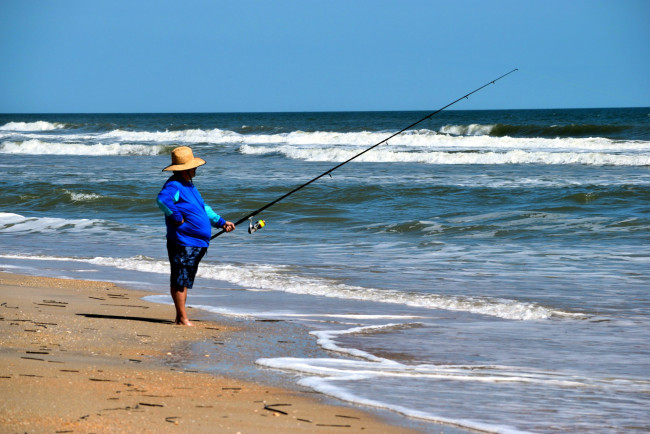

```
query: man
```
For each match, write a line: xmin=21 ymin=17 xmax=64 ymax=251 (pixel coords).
xmin=157 ymin=146 xmax=235 ymax=326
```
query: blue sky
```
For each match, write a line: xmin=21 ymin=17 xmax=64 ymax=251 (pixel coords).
xmin=1 ymin=0 xmax=648 ymax=113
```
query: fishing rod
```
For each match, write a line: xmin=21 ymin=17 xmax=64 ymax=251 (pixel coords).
xmin=211 ymin=68 xmax=518 ymax=239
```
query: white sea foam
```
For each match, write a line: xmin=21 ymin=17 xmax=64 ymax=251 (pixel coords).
xmin=147 ymin=298 xmax=428 ymax=320
xmin=240 ymin=145 xmax=650 ymax=166
xmin=257 ymin=313 xmax=426 ymax=320
xmin=257 ymin=323 xmax=647 ymax=432
xmin=4 ymin=124 xmax=648 ymax=163
xmin=0 ymin=121 xmax=65 ymax=131
xmin=0 ymin=247 xmax=583 ymax=321
xmin=236 ymin=129 xmax=648 ymax=152
xmin=0 ymin=212 xmax=101 ymax=233
xmin=256 ymin=324 xmax=532 ymax=433
xmin=293 ymin=373 xmax=518 ymax=433
xmin=237 ymin=129 xmax=650 ymax=160
xmin=100 ymin=127 xmax=242 ymax=144
xmin=0 ymin=213 xmax=26 ymax=226
xmin=311 ymin=324 xmax=411 ymax=362
xmin=198 ymin=263 xmax=582 ymax=320
xmin=0 ymin=140 xmax=164 ymax=155
xmin=64 ymin=190 xmax=104 ymax=202
xmin=86 ymin=255 xmax=170 ymax=275
xmin=440 ymin=123 xmax=496 ymax=136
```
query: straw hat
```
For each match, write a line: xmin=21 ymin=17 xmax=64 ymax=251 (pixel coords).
xmin=162 ymin=146 xmax=206 ymax=171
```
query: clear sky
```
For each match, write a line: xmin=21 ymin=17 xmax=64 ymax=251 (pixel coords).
xmin=1 ymin=0 xmax=648 ymax=113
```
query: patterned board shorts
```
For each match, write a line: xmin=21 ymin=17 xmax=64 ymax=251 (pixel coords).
xmin=167 ymin=242 xmax=207 ymax=289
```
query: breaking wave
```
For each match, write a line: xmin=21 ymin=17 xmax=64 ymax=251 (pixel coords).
xmin=240 ymin=145 xmax=650 ymax=166
xmin=440 ymin=123 xmax=633 ymax=139
xmin=0 ymin=140 xmax=166 ymax=156
xmin=439 ymin=124 xmax=496 ymax=136
xmin=489 ymin=123 xmax=632 ymax=139
xmin=0 ymin=121 xmax=66 ymax=131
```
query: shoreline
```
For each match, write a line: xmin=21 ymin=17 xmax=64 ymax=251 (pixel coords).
xmin=0 ymin=271 xmax=422 ymax=433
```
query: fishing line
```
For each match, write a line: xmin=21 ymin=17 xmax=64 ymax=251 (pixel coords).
xmin=211 ymin=68 xmax=518 ymax=239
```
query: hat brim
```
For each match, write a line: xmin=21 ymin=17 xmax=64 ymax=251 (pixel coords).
xmin=162 ymin=158 xmax=206 ymax=172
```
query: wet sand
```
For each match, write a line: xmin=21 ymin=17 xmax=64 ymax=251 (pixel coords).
xmin=0 ymin=272 xmax=418 ymax=433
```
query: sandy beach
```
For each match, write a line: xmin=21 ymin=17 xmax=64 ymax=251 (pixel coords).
xmin=0 ymin=272 xmax=418 ymax=433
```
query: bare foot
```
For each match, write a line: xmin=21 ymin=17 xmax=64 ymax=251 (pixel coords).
xmin=175 ymin=317 xmax=194 ymax=326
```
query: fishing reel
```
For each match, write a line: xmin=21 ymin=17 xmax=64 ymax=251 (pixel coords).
xmin=248 ymin=217 xmax=266 ymax=234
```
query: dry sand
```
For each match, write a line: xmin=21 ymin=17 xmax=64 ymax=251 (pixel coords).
xmin=0 ymin=272 xmax=419 ymax=433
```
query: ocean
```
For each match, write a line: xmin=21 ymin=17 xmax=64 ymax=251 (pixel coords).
xmin=1 ymin=108 xmax=649 ymax=432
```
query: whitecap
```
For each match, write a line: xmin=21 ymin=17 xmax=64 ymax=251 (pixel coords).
xmin=240 ymin=145 xmax=650 ymax=166
xmin=0 ymin=140 xmax=165 ymax=156
xmin=0 ymin=121 xmax=65 ymax=131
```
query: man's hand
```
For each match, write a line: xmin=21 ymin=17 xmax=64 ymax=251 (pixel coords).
xmin=222 ymin=221 xmax=236 ymax=232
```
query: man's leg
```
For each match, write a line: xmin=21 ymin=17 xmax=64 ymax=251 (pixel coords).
xmin=168 ymin=242 xmax=206 ymax=326
xmin=170 ymin=284 xmax=193 ymax=326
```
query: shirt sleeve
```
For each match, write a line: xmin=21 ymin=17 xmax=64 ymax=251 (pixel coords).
xmin=157 ymin=183 xmax=184 ymax=224
xmin=204 ymin=205 xmax=227 ymax=228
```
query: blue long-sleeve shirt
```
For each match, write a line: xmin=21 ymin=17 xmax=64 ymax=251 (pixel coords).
xmin=157 ymin=175 xmax=226 ymax=247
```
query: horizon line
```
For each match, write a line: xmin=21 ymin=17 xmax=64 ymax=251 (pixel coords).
xmin=1 ymin=105 xmax=649 ymax=116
